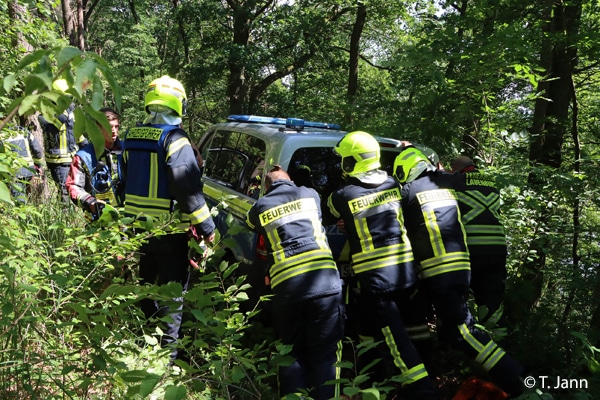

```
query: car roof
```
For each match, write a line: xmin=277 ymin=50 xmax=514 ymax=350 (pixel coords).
xmin=200 ymin=115 xmax=436 ymax=165
xmin=205 ymin=116 xmax=406 ymax=148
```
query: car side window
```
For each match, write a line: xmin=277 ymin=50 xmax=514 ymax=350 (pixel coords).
xmin=288 ymin=147 xmax=344 ymax=199
xmin=204 ymin=129 xmax=266 ymax=196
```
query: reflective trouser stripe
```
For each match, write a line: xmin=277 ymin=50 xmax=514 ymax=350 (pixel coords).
xmin=459 ymin=323 xmax=505 ymax=371
xmin=333 ymin=339 xmax=343 ymax=398
xmin=382 ymin=326 xmax=429 ymax=385
xmin=485 ymin=304 xmax=504 ymax=327
xmin=406 ymin=324 xmax=433 ymax=341
xmin=402 ymin=363 xmax=430 ymax=385
xmin=46 ymin=155 xmax=74 ymax=164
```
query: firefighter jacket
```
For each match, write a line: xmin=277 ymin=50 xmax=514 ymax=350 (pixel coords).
xmin=121 ymin=124 xmax=215 ymax=236
xmin=66 ymin=139 xmax=124 ymax=215
xmin=245 ymin=179 xmax=341 ymax=303
xmin=455 ymin=170 xmax=507 ymax=256
xmin=323 ymin=175 xmax=416 ymax=294
xmin=39 ymin=104 xmax=85 ymax=164
xmin=1 ymin=127 xmax=44 ymax=179
xmin=400 ymin=170 xmax=471 ymax=280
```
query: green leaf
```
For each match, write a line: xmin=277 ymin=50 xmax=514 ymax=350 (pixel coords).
xmin=3 ymin=74 xmax=17 ymax=94
xmin=24 ymin=72 xmax=54 ymax=93
xmin=99 ymin=283 xmax=135 ymax=300
xmin=588 ymin=357 xmax=600 ymax=374
xmin=231 ymin=365 xmax=245 ymax=382
xmin=74 ymin=58 xmax=97 ymax=97
xmin=119 ymin=369 xmax=150 ymax=383
xmin=144 ymin=334 xmax=158 ymax=346
xmin=56 ymin=46 xmax=82 ymax=69
xmin=70 ymin=303 xmax=90 ymax=323
xmin=91 ymin=75 xmax=104 ymax=109
xmin=139 ymin=375 xmax=161 ymax=397
xmin=86 ymin=118 xmax=104 ymax=159
xmin=17 ymin=49 xmax=48 ymax=70
xmin=360 ymin=388 xmax=381 ymax=400
xmin=61 ymin=365 xmax=78 ymax=375
xmin=164 ymin=384 xmax=187 ymax=400
xmin=17 ymin=283 xmax=38 ymax=292
xmin=73 ymin=107 xmax=88 ymax=143
xmin=98 ymin=203 xmax=119 ymax=222
xmin=18 ymin=93 xmax=40 ymax=117
xmin=191 ymin=309 xmax=207 ymax=324
xmin=2 ymin=303 xmax=14 ymax=315
xmin=0 ymin=181 xmax=13 ymax=205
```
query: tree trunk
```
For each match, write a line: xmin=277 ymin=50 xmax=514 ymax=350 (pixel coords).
xmin=61 ymin=0 xmax=77 ymax=47
xmin=227 ymin=1 xmax=251 ymax=115
xmin=344 ymin=3 xmax=366 ymax=129
xmin=76 ymin=0 xmax=85 ymax=50
xmin=8 ymin=0 xmax=51 ymax=201
xmin=515 ymin=0 xmax=581 ymax=317
xmin=589 ymin=268 xmax=600 ymax=346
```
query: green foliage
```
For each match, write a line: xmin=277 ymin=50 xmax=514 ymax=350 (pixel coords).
xmin=1 ymin=46 xmax=122 ymax=155
xmin=2 ymin=0 xmax=600 ymax=397
xmin=0 ymin=177 xmax=282 ymax=398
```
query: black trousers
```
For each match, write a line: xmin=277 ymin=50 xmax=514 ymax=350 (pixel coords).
xmin=138 ymin=232 xmax=190 ymax=361
xmin=356 ymin=287 xmax=436 ymax=396
xmin=412 ymin=270 xmax=523 ymax=396
xmin=273 ymin=292 xmax=345 ymax=400
xmin=47 ymin=162 xmax=70 ymax=203
xmin=470 ymin=252 xmax=507 ymax=324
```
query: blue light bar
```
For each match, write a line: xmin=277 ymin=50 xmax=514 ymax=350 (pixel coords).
xmin=226 ymin=115 xmax=341 ymax=130
xmin=286 ymin=118 xmax=304 ymax=130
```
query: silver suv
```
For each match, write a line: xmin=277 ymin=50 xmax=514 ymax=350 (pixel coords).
xmin=196 ymin=115 xmax=422 ymax=269
xmin=197 ymin=115 xmax=439 ymax=315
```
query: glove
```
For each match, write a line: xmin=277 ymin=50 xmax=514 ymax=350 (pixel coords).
xmin=83 ymin=197 xmax=105 ymax=220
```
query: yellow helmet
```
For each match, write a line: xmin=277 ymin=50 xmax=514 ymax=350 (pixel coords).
xmin=393 ymin=146 xmax=435 ymax=183
xmin=334 ymin=131 xmax=381 ymax=177
xmin=52 ymin=79 xmax=69 ymax=94
xmin=145 ymin=76 xmax=187 ymax=117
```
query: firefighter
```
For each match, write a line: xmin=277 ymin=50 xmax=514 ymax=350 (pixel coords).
xmin=450 ymin=156 xmax=508 ymax=337
xmin=66 ymin=108 xmax=123 ymax=221
xmin=393 ymin=146 xmax=523 ymax=397
xmin=245 ymin=165 xmax=344 ymax=400
xmin=321 ymin=131 xmax=439 ymax=399
xmin=38 ymin=79 xmax=86 ymax=204
xmin=0 ymin=125 xmax=44 ymax=203
xmin=120 ymin=76 xmax=216 ymax=362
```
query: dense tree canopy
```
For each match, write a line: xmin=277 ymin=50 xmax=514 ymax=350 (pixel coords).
xmin=2 ymin=0 xmax=600 ymax=398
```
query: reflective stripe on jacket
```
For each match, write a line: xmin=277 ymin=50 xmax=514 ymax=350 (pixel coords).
xmin=456 ymin=171 xmax=507 ymax=255
xmin=401 ymin=171 xmax=470 ymax=279
xmin=324 ymin=175 xmax=416 ymax=294
xmin=122 ymin=124 xmax=214 ymax=235
xmin=40 ymin=105 xmax=78 ymax=164
xmin=246 ymin=179 xmax=341 ymax=302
